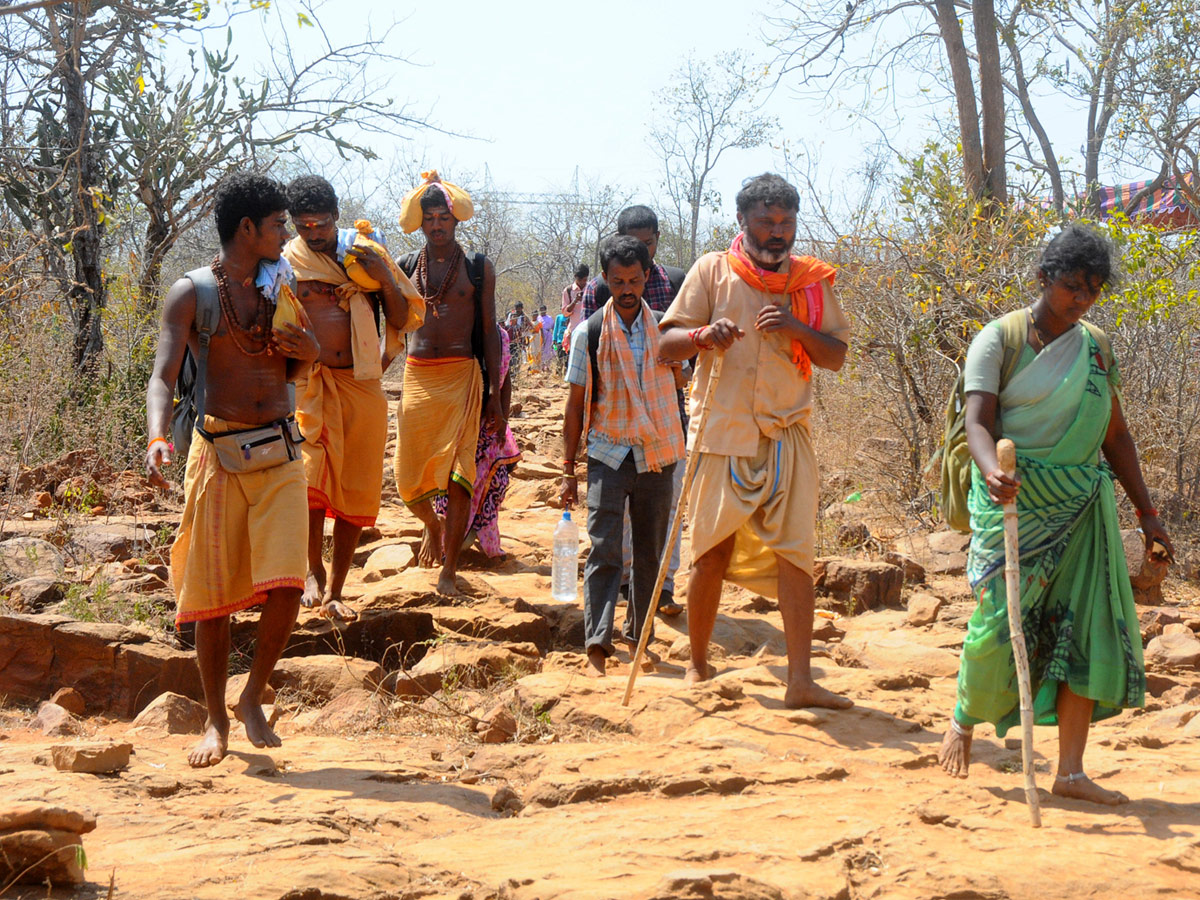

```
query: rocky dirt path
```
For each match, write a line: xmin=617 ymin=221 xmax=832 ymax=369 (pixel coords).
xmin=2 ymin=371 xmax=1199 ymax=899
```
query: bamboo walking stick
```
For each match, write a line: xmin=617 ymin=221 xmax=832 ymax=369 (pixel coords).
xmin=997 ymin=438 xmax=1042 ymax=827
xmin=622 ymin=353 xmax=725 ymax=707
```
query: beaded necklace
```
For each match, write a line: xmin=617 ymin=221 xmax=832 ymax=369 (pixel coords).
xmin=414 ymin=243 xmax=463 ymax=318
xmin=212 ymin=256 xmax=272 ymax=356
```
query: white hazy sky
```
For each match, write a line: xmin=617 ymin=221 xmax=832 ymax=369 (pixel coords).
xmin=229 ymin=0 xmax=854 ymax=219
xmin=212 ymin=0 xmax=1120 ymax=221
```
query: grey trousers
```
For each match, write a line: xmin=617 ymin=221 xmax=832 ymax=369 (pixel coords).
xmin=584 ymin=455 xmax=676 ymax=656
xmin=620 ymin=456 xmax=684 ymax=596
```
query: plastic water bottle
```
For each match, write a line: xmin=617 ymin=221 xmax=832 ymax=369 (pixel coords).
xmin=551 ymin=511 xmax=579 ymax=603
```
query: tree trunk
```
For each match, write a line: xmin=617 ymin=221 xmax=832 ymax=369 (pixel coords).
xmin=1003 ymin=26 xmax=1064 ymax=215
xmin=933 ymin=0 xmax=985 ymax=199
xmin=63 ymin=21 xmax=105 ymax=371
xmin=689 ymin=196 xmax=700 ymax=267
xmin=972 ymin=0 xmax=1007 ymax=207
xmin=138 ymin=217 xmax=171 ymax=312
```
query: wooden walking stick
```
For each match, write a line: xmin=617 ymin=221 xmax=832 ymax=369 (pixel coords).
xmin=997 ymin=438 xmax=1042 ymax=828
xmin=622 ymin=353 xmax=725 ymax=707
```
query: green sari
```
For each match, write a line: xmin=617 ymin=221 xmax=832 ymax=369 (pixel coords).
xmin=954 ymin=323 xmax=1144 ymax=737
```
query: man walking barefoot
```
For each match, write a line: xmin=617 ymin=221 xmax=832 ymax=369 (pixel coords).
xmin=394 ymin=172 xmax=504 ymax=596
xmin=658 ymin=173 xmax=854 ymax=710
xmin=283 ymin=176 xmax=422 ymax=622
xmin=146 ymin=172 xmax=319 ymax=766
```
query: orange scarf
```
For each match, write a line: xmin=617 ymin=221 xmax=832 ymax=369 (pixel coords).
xmin=726 ymin=233 xmax=835 ymax=380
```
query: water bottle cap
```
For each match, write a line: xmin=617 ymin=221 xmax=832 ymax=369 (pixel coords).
xmin=562 ymin=510 xmax=571 ymax=522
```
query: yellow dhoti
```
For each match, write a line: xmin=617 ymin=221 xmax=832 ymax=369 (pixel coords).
xmin=295 ymin=364 xmax=388 ymax=527
xmin=170 ymin=417 xmax=308 ymax=625
xmin=393 ymin=356 xmax=483 ymax=505
xmin=688 ymin=421 xmax=818 ymax=597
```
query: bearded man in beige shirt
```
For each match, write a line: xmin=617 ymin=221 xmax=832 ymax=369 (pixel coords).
xmin=658 ymin=173 xmax=854 ymax=710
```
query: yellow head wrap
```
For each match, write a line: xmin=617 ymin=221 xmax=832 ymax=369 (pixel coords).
xmin=398 ymin=170 xmax=474 ymax=234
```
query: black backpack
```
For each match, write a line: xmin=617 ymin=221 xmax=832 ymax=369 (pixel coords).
xmin=398 ymin=250 xmax=490 ymax=408
xmin=169 ymin=267 xmax=221 ymax=463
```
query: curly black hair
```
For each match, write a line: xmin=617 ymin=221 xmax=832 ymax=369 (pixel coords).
xmin=214 ymin=172 xmax=289 ymax=244
xmin=286 ymin=175 xmax=339 ymax=217
xmin=1038 ymin=225 xmax=1115 ymax=287
xmin=600 ymin=234 xmax=651 ymax=275
xmin=736 ymin=173 xmax=799 ymax=216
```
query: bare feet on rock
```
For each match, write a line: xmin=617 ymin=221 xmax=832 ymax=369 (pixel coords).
xmin=418 ymin=523 xmax=443 ymax=568
xmin=318 ymin=597 xmax=358 ymax=622
xmin=187 ymin=719 xmax=228 ymax=768
xmin=784 ymin=679 xmax=854 ymax=710
xmin=938 ymin=723 xmax=972 ymax=778
xmin=1052 ymin=773 xmax=1128 ymax=806
xmin=235 ymin=697 xmax=282 ymax=749
xmin=684 ymin=661 xmax=712 ymax=685
xmin=301 ymin=570 xmax=324 ymax=609
xmin=436 ymin=571 xmax=461 ymax=597
xmin=585 ymin=647 xmax=607 ymax=678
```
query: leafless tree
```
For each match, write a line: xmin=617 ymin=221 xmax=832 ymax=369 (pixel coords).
xmin=650 ymin=51 xmax=775 ymax=267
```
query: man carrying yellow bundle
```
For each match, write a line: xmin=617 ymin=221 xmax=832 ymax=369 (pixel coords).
xmin=395 ymin=171 xmax=504 ymax=596
xmin=284 ymin=176 xmax=424 ymax=621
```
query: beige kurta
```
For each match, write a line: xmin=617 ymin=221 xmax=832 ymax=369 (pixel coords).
xmin=660 ymin=251 xmax=851 ymax=588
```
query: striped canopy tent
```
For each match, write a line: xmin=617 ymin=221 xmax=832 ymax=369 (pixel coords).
xmin=1095 ymin=172 xmax=1199 ymax=229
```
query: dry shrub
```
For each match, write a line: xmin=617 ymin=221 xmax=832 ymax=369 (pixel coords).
xmin=0 ymin=269 xmax=155 ymax=482
xmin=807 ymin=148 xmax=1200 ymax=554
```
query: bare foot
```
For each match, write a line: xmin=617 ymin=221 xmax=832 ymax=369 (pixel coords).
xmin=436 ymin=570 xmax=460 ymax=597
xmin=938 ymin=723 xmax=973 ymax=778
xmin=585 ymin=647 xmax=607 ymax=678
xmin=418 ymin=523 xmax=443 ymax=568
xmin=301 ymin=570 xmax=325 ymax=609
xmin=1052 ymin=773 xmax=1128 ymax=806
xmin=684 ymin=661 xmax=712 ymax=685
xmin=187 ymin=719 xmax=228 ymax=768
xmin=319 ymin=597 xmax=358 ymax=622
xmin=235 ymin=697 xmax=282 ymax=749
xmin=784 ymin=679 xmax=854 ymax=710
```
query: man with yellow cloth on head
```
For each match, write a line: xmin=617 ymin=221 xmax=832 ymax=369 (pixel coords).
xmin=658 ymin=173 xmax=854 ymax=711
xmin=394 ymin=171 xmax=505 ymax=597
xmin=284 ymin=175 xmax=424 ymax=621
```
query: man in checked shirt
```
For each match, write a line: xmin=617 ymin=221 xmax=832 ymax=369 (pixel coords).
xmin=583 ymin=206 xmax=691 ymax=616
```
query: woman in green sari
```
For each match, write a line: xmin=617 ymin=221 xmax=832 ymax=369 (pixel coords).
xmin=938 ymin=226 xmax=1173 ymax=806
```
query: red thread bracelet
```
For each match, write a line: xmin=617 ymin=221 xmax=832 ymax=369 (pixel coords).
xmin=1136 ymin=507 xmax=1158 ymax=518
xmin=689 ymin=328 xmax=714 ymax=350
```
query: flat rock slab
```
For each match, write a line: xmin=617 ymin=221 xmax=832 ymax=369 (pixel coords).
xmin=0 ymin=804 xmax=96 ymax=834
xmin=35 ymin=741 xmax=132 ymax=773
